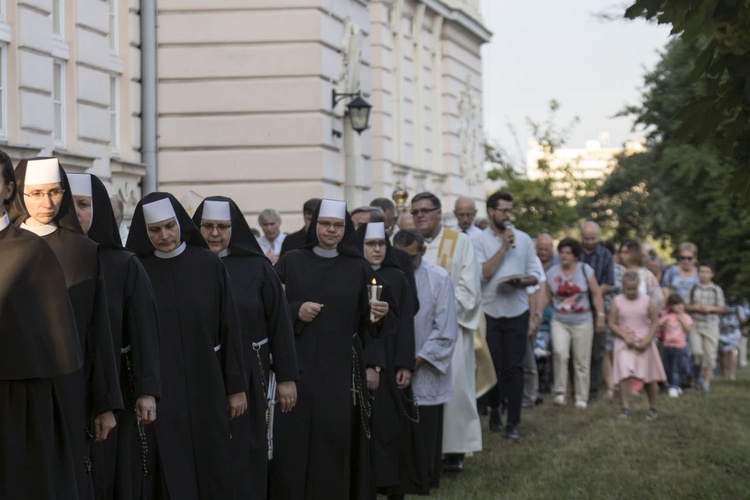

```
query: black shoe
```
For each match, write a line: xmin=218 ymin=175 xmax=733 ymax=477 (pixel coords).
xmin=505 ymin=424 xmax=520 ymax=441
xmin=442 ymin=454 xmax=464 ymax=473
xmin=535 ymin=396 xmax=544 ymax=406
xmin=489 ymin=408 xmax=503 ymax=432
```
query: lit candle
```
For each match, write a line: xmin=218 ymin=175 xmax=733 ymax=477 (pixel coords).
xmin=369 ymin=278 xmax=382 ymax=322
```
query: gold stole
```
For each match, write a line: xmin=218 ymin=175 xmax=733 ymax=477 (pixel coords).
xmin=436 ymin=228 xmax=459 ymax=275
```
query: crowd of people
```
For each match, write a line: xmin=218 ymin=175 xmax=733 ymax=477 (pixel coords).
xmin=2 ymin=153 xmax=749 ymax=500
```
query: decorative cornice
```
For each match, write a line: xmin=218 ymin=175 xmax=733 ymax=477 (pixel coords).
xmin=422 ymin=0 xmax=492 ymax=43
xmin=110 ymin=157 xmax=147 ymax=177
xmin=53 ymin=149 xmax=97 ymax=173
xmin=0 ymin=143 xmax=42 ymax=164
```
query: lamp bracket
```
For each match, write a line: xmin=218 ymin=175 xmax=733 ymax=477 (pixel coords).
xmin=332 ymin=89 xmax=361 ymax=108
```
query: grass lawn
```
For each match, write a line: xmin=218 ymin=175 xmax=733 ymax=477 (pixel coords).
xmin=433 ymin=370 xmax=750 ymax=499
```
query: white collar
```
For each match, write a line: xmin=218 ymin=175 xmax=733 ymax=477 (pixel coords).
xmin=371 ymin=264 xmax=381 ymax=270
xmin=424 ymin=226 xmax=443 ymax=245
xmin=154 ymin=241 xmax=187 ymax=259
xmin=218 ymin=248 xmax=231 ymax=258
xmin=313 ymin=246 xmax=339 ymax=258
xmin=0 ymin=212 xmax=9 ymax=232
xmin=20 ymin=221 xmax=58 ymax=236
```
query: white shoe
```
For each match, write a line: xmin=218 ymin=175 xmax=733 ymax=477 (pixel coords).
xmin=575 ymin=400 xmax=587 ymax=409
xmin=668 ymin=387 xmax=679 ymax=398
xmin=553 ymin=395 xmax=566 ymax=406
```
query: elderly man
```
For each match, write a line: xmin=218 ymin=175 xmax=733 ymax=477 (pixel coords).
xmin=258 ymin=208 xmax=287 ymax=263
xmin=473 ymin=191 xmax=539 ymax=440
xmin=411 ymin=192 xmax=482 ymax=473
xmin=452 ymin=196 xmax=482 ymax=238
xmin=536 ymin=233 xmax=558 ymax=271
xmin=579 ymin=221 xmax=614 ymax=402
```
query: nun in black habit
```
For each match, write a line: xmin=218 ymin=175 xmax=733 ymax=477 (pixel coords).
xmin=193 ymin=196 xmax=299 ymax=500
xmin=0 ymin=151 xmax=82 ymax=499
xmin=68 ymin=173 xmax=161 ymax=500
xmin=9 ymin=157 xmax=123 ymax=500
xmin=271 ymin=199 xmax=389 ymax=500
xmin=126 ymin=192 xmax=247 ymax=500
xmin=358 ymin=222 xmax=429 ymax=498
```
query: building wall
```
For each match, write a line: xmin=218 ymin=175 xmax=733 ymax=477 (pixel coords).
xmin=156 ymin=0 xmax=373 ymax=230
xmin=2 ymin=0 xmax=144 ymax=220
xmin=157 ymin=0 xmax=490 ymax=230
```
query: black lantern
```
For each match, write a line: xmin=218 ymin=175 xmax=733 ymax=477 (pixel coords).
xmin=332 ymin=90 xmax=373 ymax=134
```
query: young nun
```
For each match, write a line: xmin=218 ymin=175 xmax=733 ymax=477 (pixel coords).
xmin=393 ymin=229 xmax=458 ymax=491
xmin=193 ymin=196 xmax=299 ymax=500
xmin=9 ymin=157 xmax=122 ymax=500
xmin=0 ymin=151 xmax=81 ymax=499
xmin=126 ymin=192 xmax=246 ymax=499
xmin=357 ymin=222 xmax=428 ymax=499
xmin=68 ymin=173 xmax=161 ymax=499
xmin=271 ymin=199 xmax=389 ymax=500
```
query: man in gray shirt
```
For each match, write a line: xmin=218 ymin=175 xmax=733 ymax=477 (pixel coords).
xmin=473 ymin=191 xmax=540 ymax=440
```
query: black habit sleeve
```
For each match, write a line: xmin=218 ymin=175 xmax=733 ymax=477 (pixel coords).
xmin=123 ymin=254 xmax=161 ymax=399
xmin=260 ymin=262 xmax=299 ymax=382
xmin=217 ymin=260 xmax=247 ymax=395
xmin=89 ymin=257 xmax=124 ymax=416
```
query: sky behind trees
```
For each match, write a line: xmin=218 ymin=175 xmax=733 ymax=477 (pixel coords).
xmin=480 ymin=0 xmax=672 ymax=163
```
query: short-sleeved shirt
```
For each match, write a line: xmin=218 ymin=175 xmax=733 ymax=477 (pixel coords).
xmin=474 ymin=225 xmax=541 ymax=319
xmin=660 ymin=312 xmax=692 ymax=348
xmin=687 ymin=282 xmax=725 ymax=331
xmin=661 ymin=265 xmax=700 ymax=300
xmin=546 ymin=262 xmax=595 ymax=325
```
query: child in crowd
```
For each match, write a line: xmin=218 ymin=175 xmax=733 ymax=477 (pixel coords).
xmin=718 ymin=303 xmax=745 ymax=381
xmin=609 ymin=271 xmax=667 ymax=421
xmin=686 ymin=263 xmax=725 ymax=391
xmin=659 ymin=293 xmax=692 ymax=397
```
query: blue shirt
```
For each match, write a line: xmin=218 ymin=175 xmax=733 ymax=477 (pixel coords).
xmin=580 ymin=243 xmax=614 ymax=287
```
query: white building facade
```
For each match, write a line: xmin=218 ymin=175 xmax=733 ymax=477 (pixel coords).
xmin=2 ymin=0 xmax=490 ymax=229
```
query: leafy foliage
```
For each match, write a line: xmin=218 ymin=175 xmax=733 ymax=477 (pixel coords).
xmin=485 ymin=101 xmax=582 ymax=238
xmin=625 ymin=0 xmax=750 ymax=198
xmin=580 ymin=37 xmax=750 ymax=299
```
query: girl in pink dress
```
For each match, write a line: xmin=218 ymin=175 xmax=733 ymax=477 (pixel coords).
xmin=609 ymin=270 xmax=667 ymax=420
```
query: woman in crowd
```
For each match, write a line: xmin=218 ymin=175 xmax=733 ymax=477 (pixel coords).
xmin=618 ymin=240 xmax=663 ymax=308
xmin=661 ymin=242 xmax=700 ymax=300
xmin=545 ymin=237 xmax=605 ymax=409
xmin=68 ymin=173 xmax=161 ymax=499
xmin=609 ymin=271 xmax=666 ymax=420
xmin=193 ymin=196 xmax=299 ymax=500
xmin=126 ymin=192 xmax=247 ymax=499
xmin=357 ymin=221 xmax=425 ymax=498
xmin=271 ymin=199 xmax=388 ymax=499
xmin=10 ymin=158 xmax=122 ymax=499
xmin=0 ymin=151 xmax=82 ymax=499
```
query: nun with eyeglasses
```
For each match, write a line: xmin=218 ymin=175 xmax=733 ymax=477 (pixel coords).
xmin=0 ymin=150 xmax=82 ymax=499
xmin=193 ymin=196 xmax=298 ymax=500
xmin=10 ymin=157 xmax=122 ymax=500
xmin=126 ymin=192 xmax=246 ymax=500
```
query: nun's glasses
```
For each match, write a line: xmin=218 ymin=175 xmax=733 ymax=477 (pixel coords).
xmin=200 ymin=223 xmax=232 ymax=233
xmin=24 ymin=188 xmax=65 ymax=201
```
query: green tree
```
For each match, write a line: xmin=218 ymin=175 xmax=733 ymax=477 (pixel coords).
xmin=580 ymin=37 xmax=750 ymax=299
xmin=625 ymin=0 xmax=750 ymax=199
xmin=486 ymin=100 xmax=582 ymax=238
